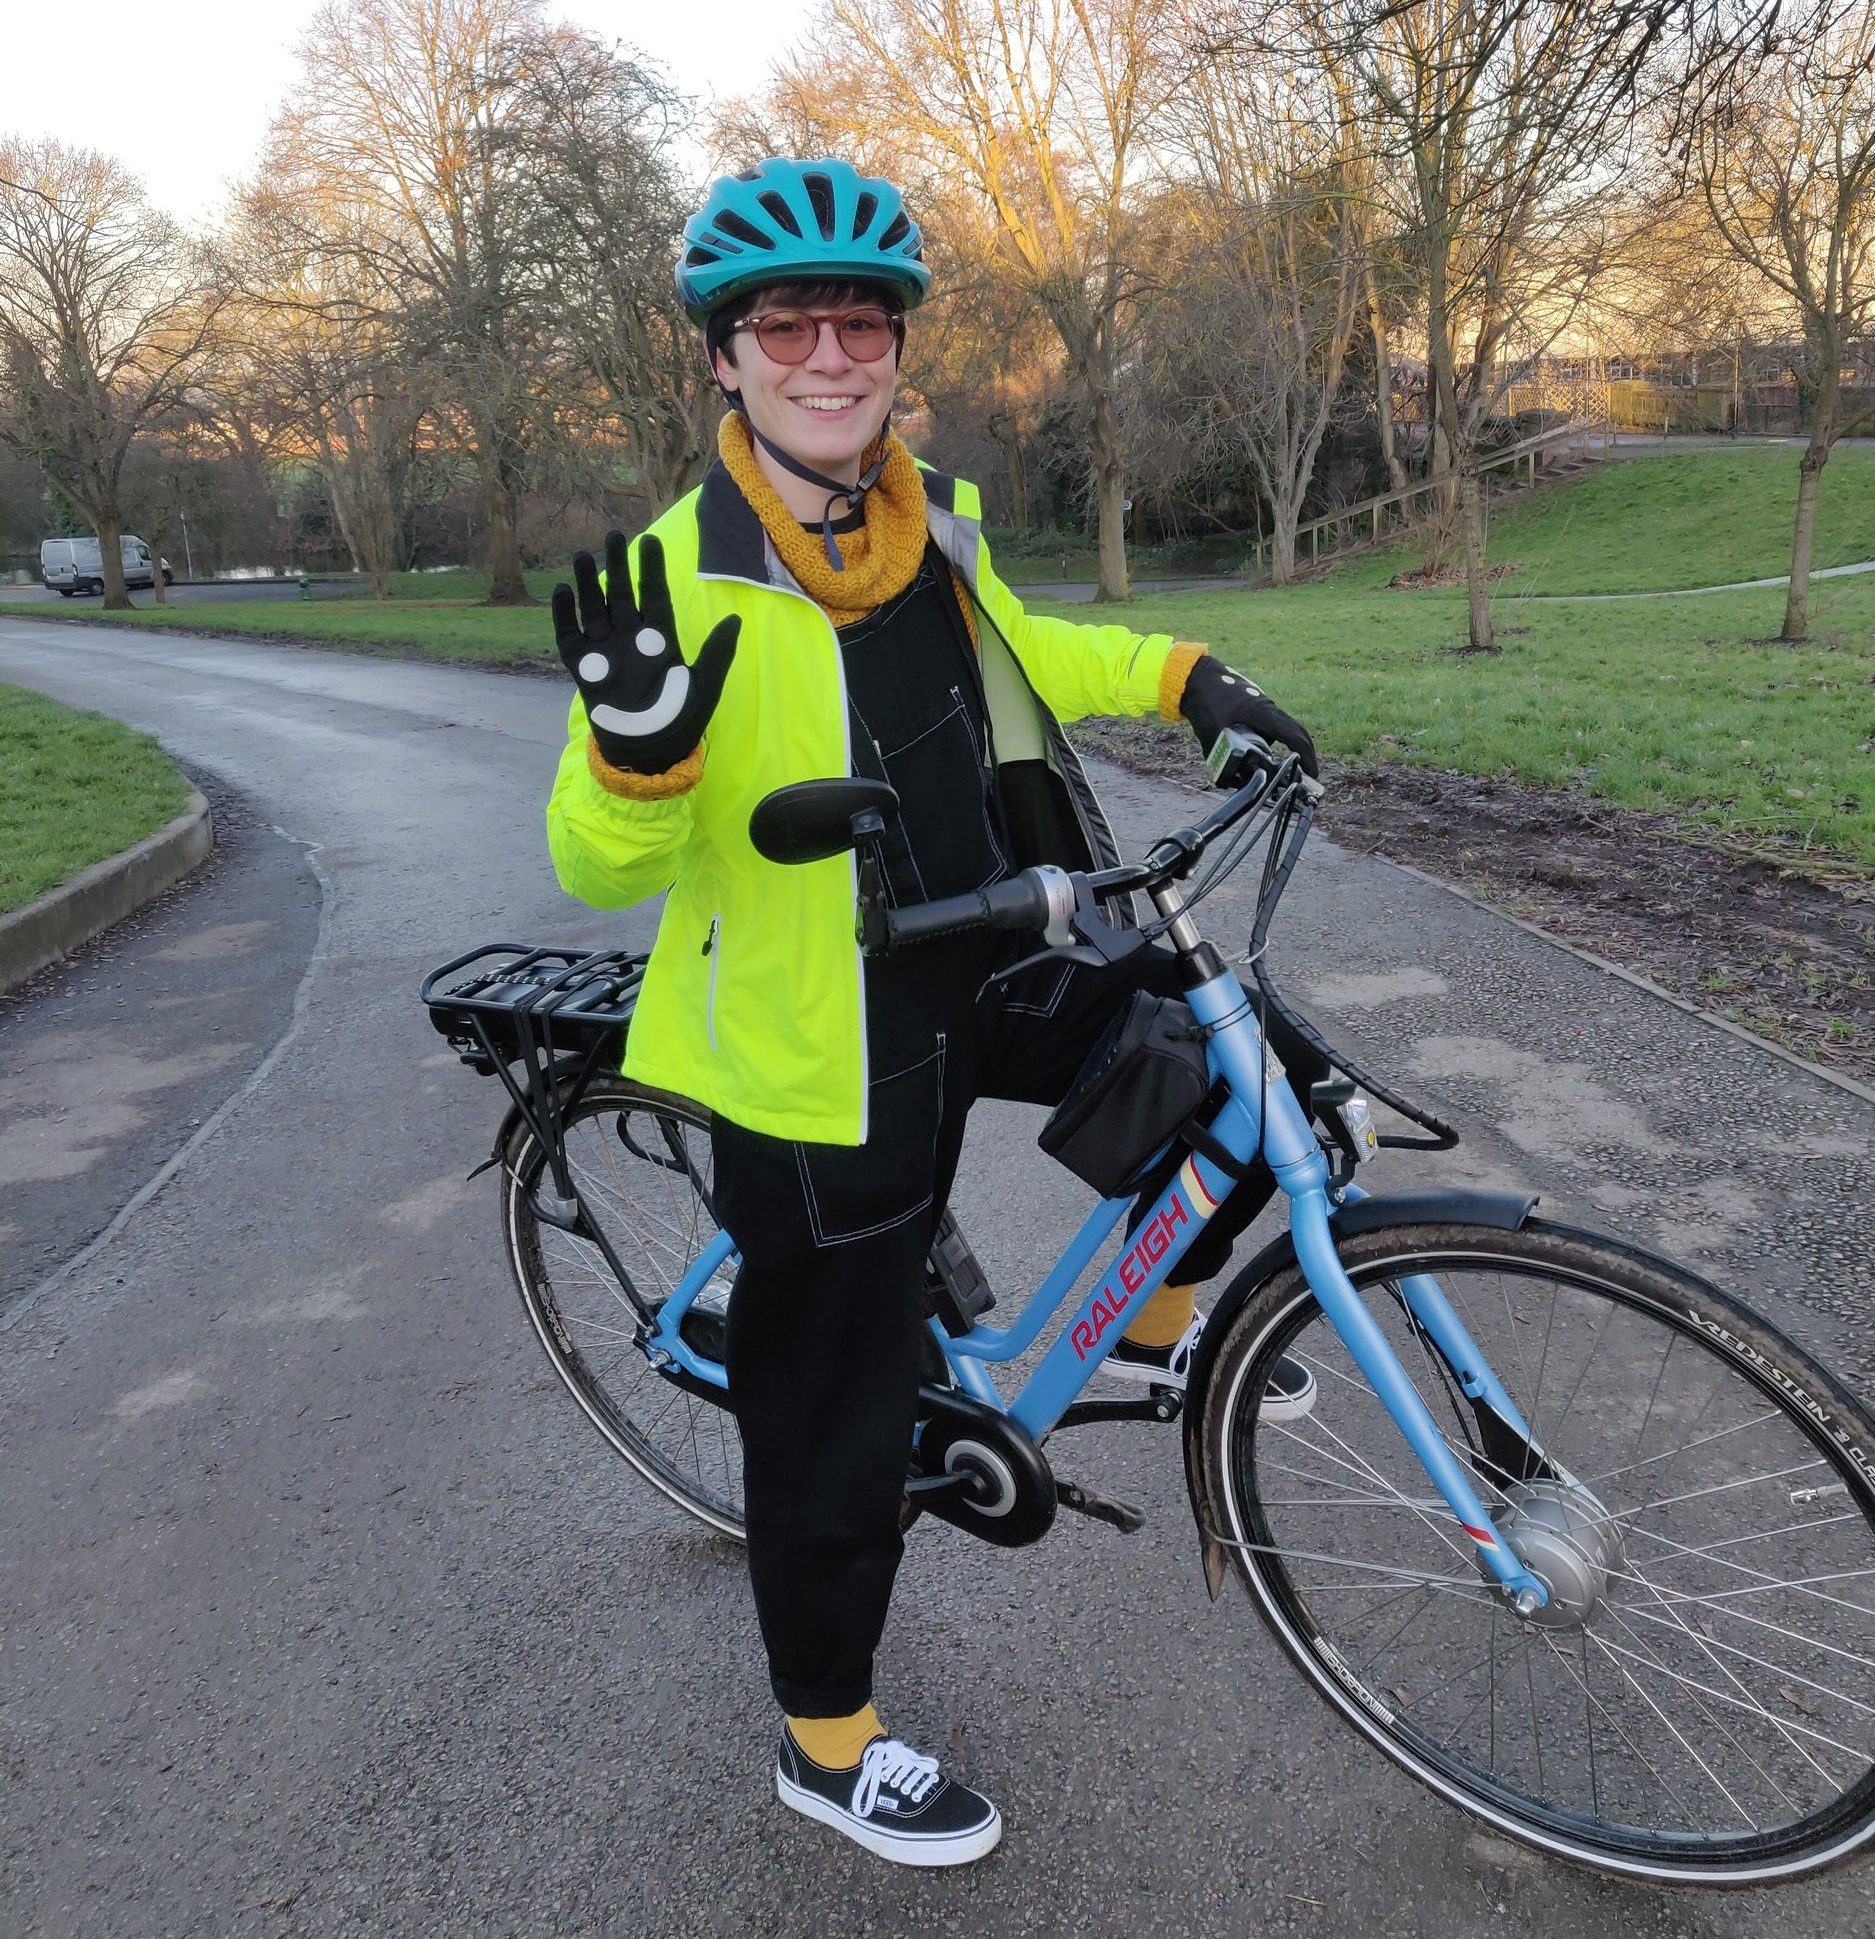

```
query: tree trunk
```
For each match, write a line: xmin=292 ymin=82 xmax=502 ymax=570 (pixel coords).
xmin=1089 ymin=383 xmax=1129 ymax=603
xmin=1268 ymin=486 xmax=1299 ymax=586
xmin=1782 ymin=358 xmax=1839 ymax=644
xmin=96 ymin=490 xmax=130 ymax=611
xmin=1365 ymin=266 xmax=1408 ymax=493
xmin=482 ymin=448 xmax=531 ymax=606
xmin=148 ymin=530 xmax=168 ymax=604
xmin=989 ymin=411 xmax=1029 ymax=534
xmin=1461 ymin=469 xmax=1495 ymax=652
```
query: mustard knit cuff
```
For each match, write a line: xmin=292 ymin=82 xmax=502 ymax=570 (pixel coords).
xmin=586 ymin=735 xmax=703 ymax=799
xmin=1159 ymin=641 xmax=1208 ymax=721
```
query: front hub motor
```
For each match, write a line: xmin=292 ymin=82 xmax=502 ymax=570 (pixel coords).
xmin=1491 ymin=1480 xmax=1625 ymax=1628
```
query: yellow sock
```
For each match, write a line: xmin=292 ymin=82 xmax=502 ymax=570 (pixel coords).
xmin=786 ymin=1704 xmax=883 ymax=1770
xmin=1123 ymin=1280 xmax=1196 ymax=1350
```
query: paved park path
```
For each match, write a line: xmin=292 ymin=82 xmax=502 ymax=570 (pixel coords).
xmin=1526 ymin=556 xmax=1875 ymax=600
xmin=2 ymin=615 xmax=1871 ymax=1938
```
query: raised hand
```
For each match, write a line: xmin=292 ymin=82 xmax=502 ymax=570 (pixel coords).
xmin=552 ymin=531 xmax=739 ymax=776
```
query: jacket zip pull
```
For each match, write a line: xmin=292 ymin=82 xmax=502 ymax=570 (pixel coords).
xmin=705 ymin=914 xmax=723 ymax=1050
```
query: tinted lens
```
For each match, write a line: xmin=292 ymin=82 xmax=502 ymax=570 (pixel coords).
xmin=752 ymin=312 xmax=816 ymax=363
xmin=836 ymin=311 xmax=896 ymax=362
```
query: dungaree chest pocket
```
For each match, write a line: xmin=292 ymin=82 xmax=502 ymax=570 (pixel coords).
xmin=853 ymin=687 xmax=1007 ymax=907
xmin=793 ymin=1035 xmax=947 ymax=1247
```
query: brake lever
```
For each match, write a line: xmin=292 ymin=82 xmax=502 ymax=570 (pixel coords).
xmin=981 ymin=942 xmax=1111 ymax=987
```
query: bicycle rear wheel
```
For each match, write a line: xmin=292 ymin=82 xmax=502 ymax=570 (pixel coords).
xmin=1193 ymin=1218 xmax=1875 ymax=1884
xmin=503 ymin=1074 xmax=744 ymax=1539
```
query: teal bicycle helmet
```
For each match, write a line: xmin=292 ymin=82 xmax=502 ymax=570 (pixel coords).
xmin=676 ymin=158 xmax=931 ymax=325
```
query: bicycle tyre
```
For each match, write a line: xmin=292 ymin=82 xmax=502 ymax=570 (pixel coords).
xmin=1192 ymin=1217 xmax=1875 ymax=1885
xmin=502 ymin=1073 xmax=745 ymax=1540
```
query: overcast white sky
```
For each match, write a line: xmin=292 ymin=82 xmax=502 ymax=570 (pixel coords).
xmin=7 ymin=0 xmax=814 ymax=225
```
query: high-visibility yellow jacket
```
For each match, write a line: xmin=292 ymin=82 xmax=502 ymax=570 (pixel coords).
xmin=547 ymin=463 xmax=1195 ymax=1144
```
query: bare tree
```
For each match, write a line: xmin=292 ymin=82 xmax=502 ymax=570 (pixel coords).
xmin=515 ymin=33 xmax=714 ymax=520
xmin=0 ymin=140 xmax=222 ymax=609
xmin=772 ymin=0 xmax=1173 ymax=601
xmin=1167 ymin=32 xmax=1365 ymax=583
xmin=274 ymin=0 xmax=559 ymax=604
xmin=1691 ymin=0 xmax=1875 ymax=639
xmin=899 ymin=205 xmax=1059 ymax=531
xmin=1315 ymin=0 xmax=1677 ymax=648
xmin=224 ymin=179 xmax=432 ymax=596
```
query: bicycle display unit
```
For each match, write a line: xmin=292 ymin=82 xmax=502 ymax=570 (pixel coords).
xmin=423 ymin=734 xmax=1875 ymax=1886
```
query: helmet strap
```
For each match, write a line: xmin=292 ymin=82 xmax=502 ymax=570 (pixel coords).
xmin=744 ymin=419 xmax=890 ymax=571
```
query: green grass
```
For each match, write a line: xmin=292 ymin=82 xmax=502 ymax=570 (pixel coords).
xmin=1328 ymin=445 xmax=1875 ymax=594
xmin=0 ymin=592 xmax=558 ymax=662
xmin=0 ymin=683 xmax=191 ymax=914
xmin=1034 ymin=569 xmax=1875 ymax=868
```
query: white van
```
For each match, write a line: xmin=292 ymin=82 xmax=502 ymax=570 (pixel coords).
xmin=40 ymin=535 xmax=174 ymax=596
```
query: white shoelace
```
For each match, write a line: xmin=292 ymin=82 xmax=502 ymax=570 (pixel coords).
xmin=1166 ymin=1314 xmax=1205 ymax=1382
xmin=851 ymin=1738 xmax=941 ymax=1818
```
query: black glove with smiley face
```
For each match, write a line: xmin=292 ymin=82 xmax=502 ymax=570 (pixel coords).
xmin=552 ymin=531 xmax=739 ymax=776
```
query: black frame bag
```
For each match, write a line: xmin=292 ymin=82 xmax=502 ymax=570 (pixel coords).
xmin=1038 ymin=992 xmax=1212 ymax=1198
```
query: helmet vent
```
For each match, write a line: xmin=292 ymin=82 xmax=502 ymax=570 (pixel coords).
xmin=757 ymin=190 xmax=803 ymax=238
xmin=853 ymin=191 xmax=878 ymax=235
xmin=684 ymin=245 xmax=719 ymax=266
xmin=879 ymin=211 xmax=912 ymax=250
xmin=734 ymin=166 xmax=764 ymax=183
xmin=714 ymin=211 xmax=776 ymax=251
xmin=803 ymin=171 xmax=837 ymax=240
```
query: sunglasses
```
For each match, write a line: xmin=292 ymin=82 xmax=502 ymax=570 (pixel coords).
xmin=729 ymin=307 xmax=902 ymax=365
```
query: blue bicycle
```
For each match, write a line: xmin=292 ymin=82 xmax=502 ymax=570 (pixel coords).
xmin=423 ymin=737 xmax=1875 ymax=1885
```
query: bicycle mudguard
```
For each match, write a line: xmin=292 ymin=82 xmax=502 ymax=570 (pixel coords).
xmin=1179 ymin=1188 xmax=1536 ymax=1597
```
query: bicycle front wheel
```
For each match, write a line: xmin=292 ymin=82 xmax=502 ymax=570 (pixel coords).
xmin=502 ymin=1075 xmax=744 ymax=1540
xmin=1194 ymin=1218 xmax=1875 ymax=1884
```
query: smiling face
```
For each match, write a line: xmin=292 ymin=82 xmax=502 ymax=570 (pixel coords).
xmin=711 ymin=281 xmax=902 ymax=495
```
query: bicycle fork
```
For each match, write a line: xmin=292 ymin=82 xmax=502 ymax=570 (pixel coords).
xmin=1283 ymin=1189 xmax=1549 ymax=1611
xmin=1188 ymin=976 xmax=1552 ymax=1614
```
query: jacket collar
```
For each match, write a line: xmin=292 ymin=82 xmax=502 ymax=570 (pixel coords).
xmin=693 ymin=455 xmax=969 ymax=589
xmin=694 ymin=460 xmax=771 ymax=583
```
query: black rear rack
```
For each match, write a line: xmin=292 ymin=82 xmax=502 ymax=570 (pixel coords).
xmin=420 ymin=944 xmax=650 ymax=1261
xmin=420 ymin=943 xmax=646 ymax=1074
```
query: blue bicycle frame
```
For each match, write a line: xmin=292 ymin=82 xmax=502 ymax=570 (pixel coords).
xmin=638 ymin=922 xmax=1552 ymax=1610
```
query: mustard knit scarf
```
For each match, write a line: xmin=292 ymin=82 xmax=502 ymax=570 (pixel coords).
xmin=717 ymin=414 xmax=941 ymax=629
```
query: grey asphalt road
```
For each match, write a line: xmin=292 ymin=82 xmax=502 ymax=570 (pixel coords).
xmin=1 ymin=615 xmax=1872 ymax=1938
xmin=0 ymin=781 xmax=321 ymax=1306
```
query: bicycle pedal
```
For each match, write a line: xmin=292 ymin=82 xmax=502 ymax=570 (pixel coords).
xmin=1055 ymin=1480 xmax=1146 ymax=1533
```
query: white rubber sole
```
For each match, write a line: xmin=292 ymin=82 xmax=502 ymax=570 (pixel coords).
xmin=776 ymin=1771 xmax=1003 ymax=1866
xmin=1101 ymin=1355 xmax=1319 ymax=1422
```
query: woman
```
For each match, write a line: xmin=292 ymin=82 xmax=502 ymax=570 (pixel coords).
xmin=546 ymin=157 xmax=1321 ymax=1866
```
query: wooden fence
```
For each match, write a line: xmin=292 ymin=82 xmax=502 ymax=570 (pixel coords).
xmin=1253 ymin=418 xmax=1611 ymax=580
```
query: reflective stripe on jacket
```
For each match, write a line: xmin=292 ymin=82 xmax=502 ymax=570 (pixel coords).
xmin=546 ymin=462 xmax=1183 ymax=1145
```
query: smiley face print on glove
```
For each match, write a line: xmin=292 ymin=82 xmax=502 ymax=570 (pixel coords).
xmin=552 ymin=532 xmax=739 ymax=777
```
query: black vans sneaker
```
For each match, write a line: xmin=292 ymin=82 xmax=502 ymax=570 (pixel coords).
xmin=1103 ymin=1314 xmax=1318 ymax=1420
xmin=776 ymin=1729 xmax=1002 ymax=1867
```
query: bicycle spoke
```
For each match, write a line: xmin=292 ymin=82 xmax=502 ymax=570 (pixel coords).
xmin=512 ymin=1089 xmax=744 ymax=1533
xmin=1584 ymin=1631 xmax=1761 ymax=1828
xmin=1600 ymin=1591 xmax=1818 ymax=1808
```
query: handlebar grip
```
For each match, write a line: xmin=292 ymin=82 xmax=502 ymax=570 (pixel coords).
xmin=886 ymin=874 xmax=1053 ymax=949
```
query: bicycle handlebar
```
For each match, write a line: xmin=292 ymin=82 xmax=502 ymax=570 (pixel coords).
xmin=882 ymin=752 xmax=1303 ymax=954
xmin=885 ymin=868 xmax=1075 ymax=949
